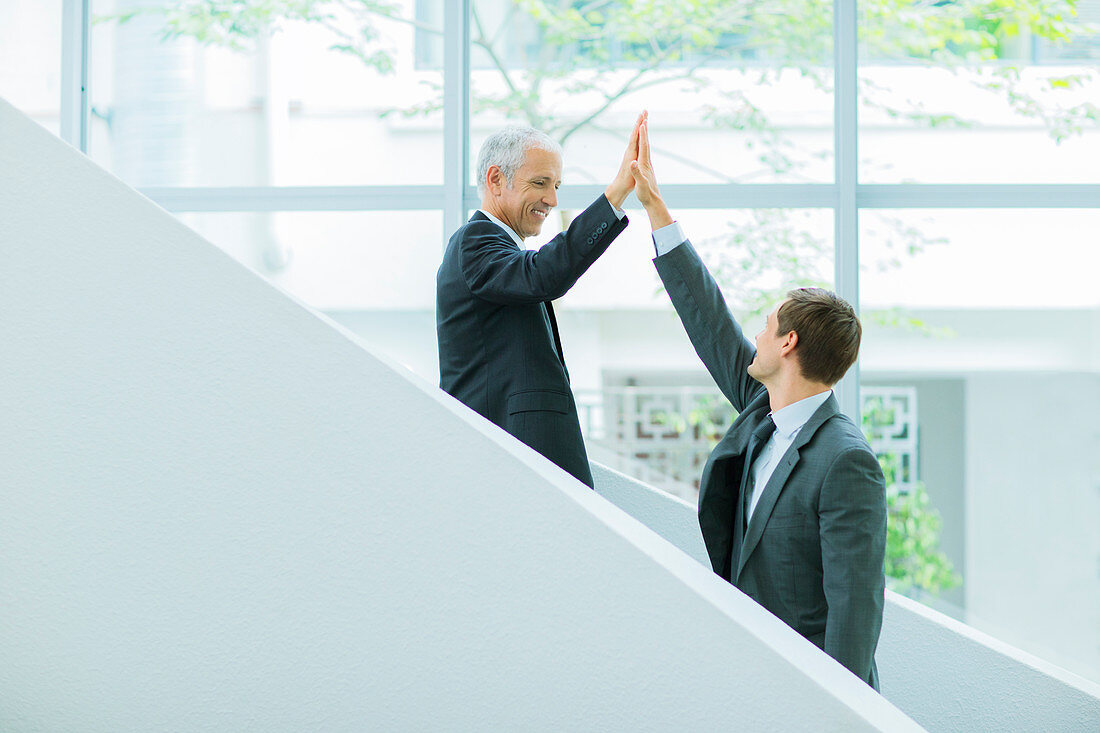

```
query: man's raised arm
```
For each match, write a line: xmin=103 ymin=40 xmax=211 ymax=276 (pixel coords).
xmin=630 ymin=121 xmax=763 ymax=412
xmin=460 ymin=114 xmax=644 ymax=305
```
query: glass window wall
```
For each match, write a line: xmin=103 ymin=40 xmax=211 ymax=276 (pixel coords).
xmin=860 ymin=208 xmax=1100 ymax=681
xmin=469 ymin=0 xmax=835 ymax=186
xmin=858 ymin=0 xmax=1100 ymax=183
xmin=0 ymin=0 xmax=62 ymax=134
xmin=89 ymin=0 xmax=444 ymax=187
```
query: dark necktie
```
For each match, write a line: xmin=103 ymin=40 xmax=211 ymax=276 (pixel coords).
xmin=729 ymin=415 xmax=778 ymax=581
xmin=543 ymin=301 xmax=566 ymax=367
xmin=743 ymin=416 xmax=777 ymax=525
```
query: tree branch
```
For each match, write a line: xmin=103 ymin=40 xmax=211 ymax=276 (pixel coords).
xmin=470 ymin=4 xmax=534 ymax=123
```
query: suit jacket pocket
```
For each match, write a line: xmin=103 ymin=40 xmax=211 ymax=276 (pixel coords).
xmin=507 ymin=389 xmax=570 ymax=415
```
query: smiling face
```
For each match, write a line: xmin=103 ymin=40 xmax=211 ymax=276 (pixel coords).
xmin=486 ymin=146 xmax=562 ymax=239
xmin=747 ymin=301 xmax=789 ymax=384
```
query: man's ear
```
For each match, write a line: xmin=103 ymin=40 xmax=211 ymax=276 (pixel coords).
xmin=779 ymin=330 xmax=798 ymax=357
xmin=486 ymin=165 xmax=505 ymax=196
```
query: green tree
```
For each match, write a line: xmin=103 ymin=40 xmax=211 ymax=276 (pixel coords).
xmin=113 ymin=1 xmax=1098 ymax=153
xmin=863 ymin=393 xmax=961 ymax=595
xmin=883 ymin=481 xmax=961 ymax=594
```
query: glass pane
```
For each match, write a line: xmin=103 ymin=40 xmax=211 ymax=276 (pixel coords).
xmin=0 ymin=0 xmax=62 ymax=134
xmin=180 ymin=209 xmax=443 ymax=309
xmin=90 ymin=0 xmax=443 ymax=186
xmin=860 ymin=209 xmax=1100 ymax=684
xmin=179 ymin=209 xmax=443 ymax=380
xmin=469 ymin=0 xmax=835 ymax=187
xmin=858 ymin=1 xmax=1100 ymax=183
xmin=514 ymin=206 xmax=834 ymax=313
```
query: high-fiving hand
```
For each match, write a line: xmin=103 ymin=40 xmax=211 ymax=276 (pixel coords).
xmin=604 ymin=111 xmax=647 ymax=209
xmin=629 ymin=117 xmax=673 ymax=230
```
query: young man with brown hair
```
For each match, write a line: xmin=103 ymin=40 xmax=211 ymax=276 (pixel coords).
xmin=629 ymin=121 xmax=887 ymax=689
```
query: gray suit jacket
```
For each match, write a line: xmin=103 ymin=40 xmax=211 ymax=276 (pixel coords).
xmin=436 ymin=196 xmax=628 ymax=487
xmin=655 ymin=240 xmax=886 ymax=689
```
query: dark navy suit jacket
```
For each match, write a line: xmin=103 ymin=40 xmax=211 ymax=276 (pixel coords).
xmin=436 ymin=195 xmax=627 ymax=487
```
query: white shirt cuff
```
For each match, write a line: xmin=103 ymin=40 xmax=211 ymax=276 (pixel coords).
xmin=652 ymin=222 xmax=686 ymax=256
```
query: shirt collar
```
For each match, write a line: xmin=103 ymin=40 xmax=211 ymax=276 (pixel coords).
xmin=769 ymin=390 xmax=832 ymax=440
xmin=478 ymin=209 xmax=525 ymax=248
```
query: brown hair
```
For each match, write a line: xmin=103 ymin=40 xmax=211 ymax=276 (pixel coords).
xmin=775 ymin=288 xmax=861 ymax=386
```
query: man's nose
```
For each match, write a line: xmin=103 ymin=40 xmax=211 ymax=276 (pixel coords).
xmin=545 ymin=187 xmax=558 ymax=208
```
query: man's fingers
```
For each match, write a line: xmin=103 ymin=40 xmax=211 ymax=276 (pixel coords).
xmin=625 ymin=111 xmax=646 ymax=158
xmin=639 ymin=121 xmax=651 ymax=165
xmin=626 ymin=113 xmax=644 ymax=157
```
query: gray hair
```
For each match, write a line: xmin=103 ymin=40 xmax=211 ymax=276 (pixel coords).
xmin=476 ymin=126 xmax=562 ymax=196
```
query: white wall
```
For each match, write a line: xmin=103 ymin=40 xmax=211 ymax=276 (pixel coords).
xmin=882 ymin=593 xmax=1100 ymax=733
xmin=0 ymin=99 xmax=919 ymax=732
xmin=590 ymin=463 xmax=1100 ymax=732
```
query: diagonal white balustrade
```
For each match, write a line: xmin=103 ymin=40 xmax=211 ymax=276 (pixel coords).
xmin=593 ymin=464 xmax=1100 ymax=732
xmin=0 ymin=98 xmax=922 ymax=731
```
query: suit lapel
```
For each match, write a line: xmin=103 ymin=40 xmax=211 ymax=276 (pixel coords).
xmin=470 ymin=210 xmax=565 ymax=369
xmin=735 ymin=394 xmax=841 ymax=582
xmin=698 ymin=395 xmax=768 ymax=579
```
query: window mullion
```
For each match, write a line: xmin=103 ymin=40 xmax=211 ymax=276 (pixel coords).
xmin=60 ymin=0 xmax=90 ymax=151
xmin=443 ymin=0 xmax=471 ymax=240
xmin=835 ymin=0 xmax=861 ymax=421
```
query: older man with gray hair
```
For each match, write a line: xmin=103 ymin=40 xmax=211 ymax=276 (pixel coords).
xmin=437 ymin=115 xmax=644 ymax=487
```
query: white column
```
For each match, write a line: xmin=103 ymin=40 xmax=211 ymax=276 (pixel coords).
xmin=443 ymin=0 xmax=471 ymax=240
xmin=834 ymin=0 xmax=860 ymax=421
xmin=60 ymin=0 xmax=90 ymax=151
xmin=258 ymin=29 xmax=292 ymax=271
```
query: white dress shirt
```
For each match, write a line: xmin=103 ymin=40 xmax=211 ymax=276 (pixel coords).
xmin=747 ymin=390 xmax=833 ymax=521
xmin=478 ymin=200 xmax=626 ymax=249
xmin=653 ymin=221 xmax=687 ymax=256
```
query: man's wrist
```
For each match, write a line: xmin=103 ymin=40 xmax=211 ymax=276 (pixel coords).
xmin=652 ymin=220 xmax=685 ymax=256
xmin=604 ymin=180 xmax=630 ymax=210
xmin=645 ymin=198 xmax=673 ymax=230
